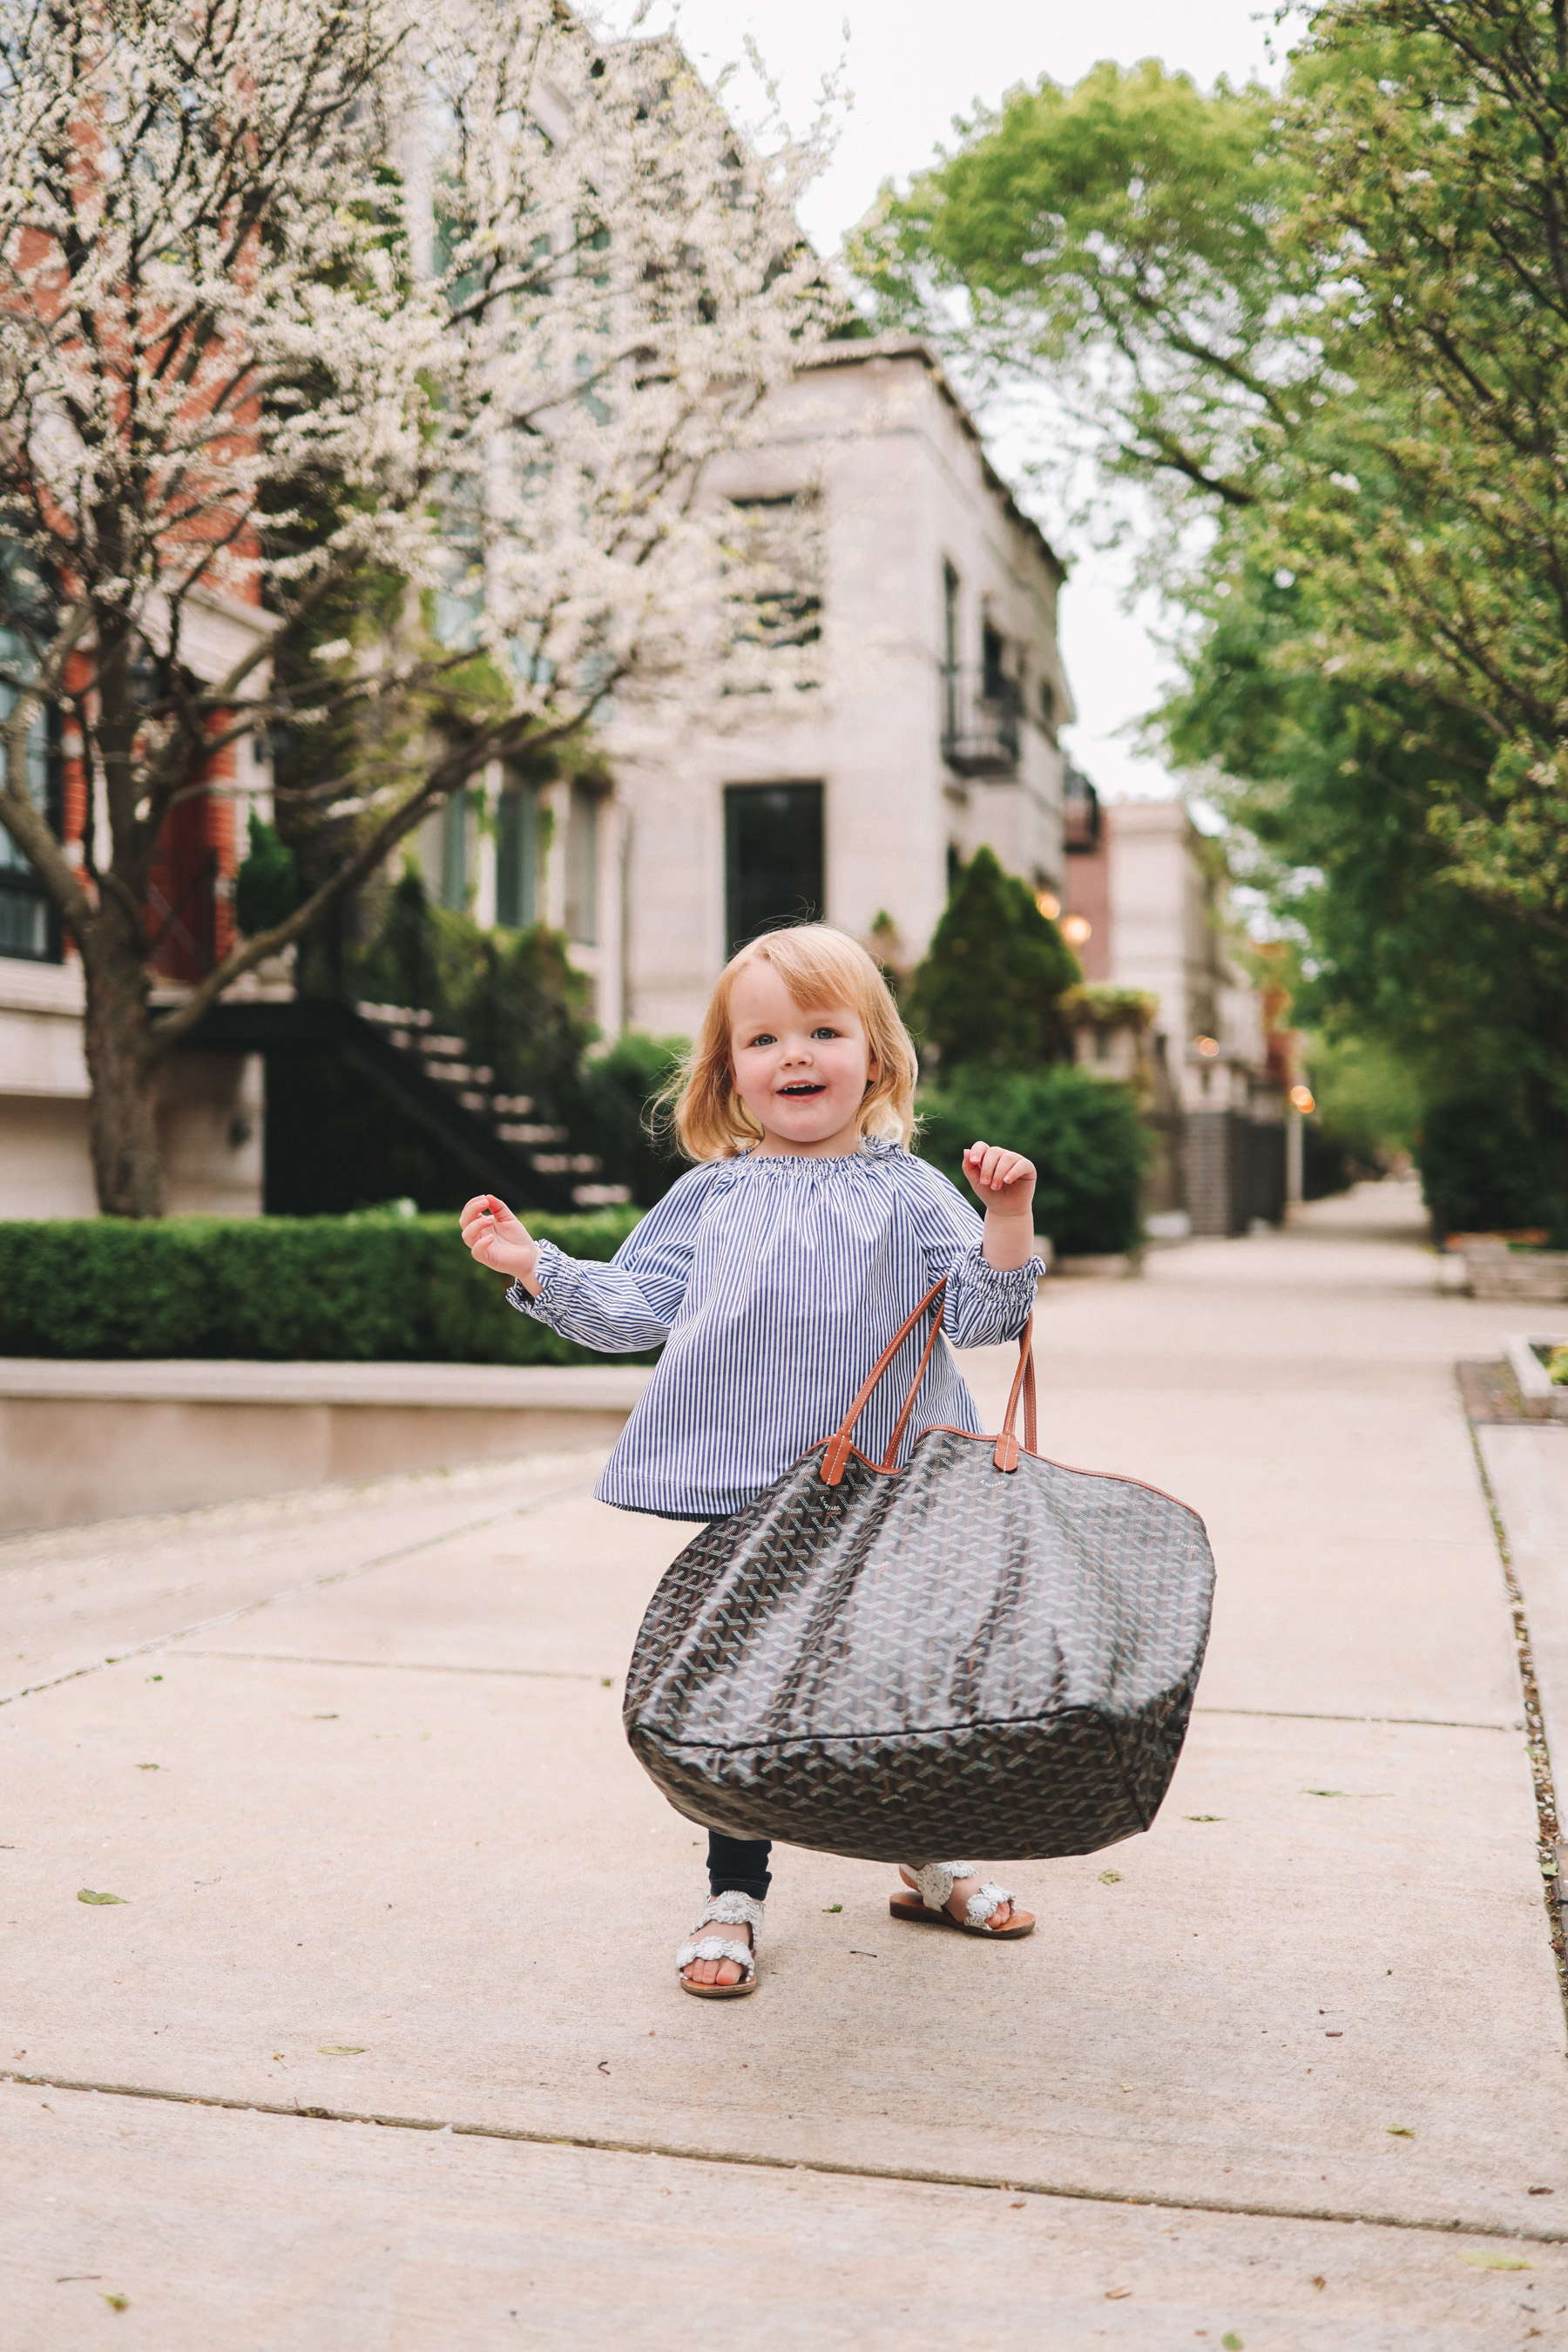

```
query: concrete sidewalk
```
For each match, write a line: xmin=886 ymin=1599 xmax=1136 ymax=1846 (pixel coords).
xmin=4 ymin=1179 xmax=1567 ymax=2348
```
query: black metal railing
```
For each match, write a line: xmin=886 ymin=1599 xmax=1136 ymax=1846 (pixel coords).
xmin=941 ymin=668 xmax=1022 ymax=779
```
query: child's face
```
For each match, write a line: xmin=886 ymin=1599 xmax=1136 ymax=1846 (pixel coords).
xmin=728 ymin=961 xmax=878 ymax=1153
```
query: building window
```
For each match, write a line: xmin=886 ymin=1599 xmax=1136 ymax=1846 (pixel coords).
xmin=496 ymin=779 xmax=542 ymax=929
xmin=0 ymin=629 xmax=60 ymax=962
xmin=943 ymin=561 xmax=960 ymax=739
xmin=723 ymin=495 xmax=823 ymax=691
xmin=724 ymin=782 xmax=823 ymax=956
xmin=565 ymin=781 xmax=600 ymax=945
xmin=438 ymin=786 xmax=469 ymax=910
xmin=1064 ymin=767 xmax=1101 ymax=854
xmin=982 ymin=618 xmax=1006 ymax=703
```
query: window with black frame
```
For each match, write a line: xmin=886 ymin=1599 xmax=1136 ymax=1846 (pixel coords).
xmin=723 ymin=781 xmax=823 ymax=956
xmin=0 ymin=625 xmax=61 ymax=963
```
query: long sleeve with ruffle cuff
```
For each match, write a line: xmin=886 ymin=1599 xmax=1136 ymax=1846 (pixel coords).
xmin=937 ymin=1242 xmax=1046 ymax=1348
xmin=506 ymin=1239 xmax=672 ymax=1353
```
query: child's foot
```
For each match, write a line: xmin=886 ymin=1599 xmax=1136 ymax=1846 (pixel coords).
xmin=894 ymin=1863 xmax=1034 ymax=1936
xmin=676 ymin=1891 xmax=762 ymax=1994
xmin=897 ymin=1865 xmax=1016 ymax=1930
xmin=681 ymin=1918 xmax=751 ymax=1989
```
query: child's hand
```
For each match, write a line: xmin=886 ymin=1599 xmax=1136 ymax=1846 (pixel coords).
xmin=459 ymin=1194 xmax=540 ymax=1284
xmin=963 ymin=1140 xmax=1037 ymax=1216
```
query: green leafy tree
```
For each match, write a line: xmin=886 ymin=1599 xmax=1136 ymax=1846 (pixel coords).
xmin=906 ymin=848 xmax=1080 ymax=1073
xmin=861 ymin=6 xmax=1568 ymax=1226
xmin=856 ymin=10 xmax=1568 ymax=930
xmin=855 ymin=60 xmax=1301 ymax=524
xmin=1161 ymin=542 xmax=1568 ymax=1228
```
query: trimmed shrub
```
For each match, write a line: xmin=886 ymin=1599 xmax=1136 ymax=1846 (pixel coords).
xmin=916 ymin=1068 xmax=1150 ymax=1256
xmin=1415 ymin=1093 xmax=1566 ymax=1240
xmin=233 ymin=814 xmax=301 ymax=937
xmin=906 ymin=847 xmax=1080 ymax=1072
xmin=0 ymin=1208 xmax=651 ymax=1363
xmin=577 ymin=1031 xmax=688 ymax=1207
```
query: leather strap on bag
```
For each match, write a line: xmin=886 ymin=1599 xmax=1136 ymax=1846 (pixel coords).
xmin=992 ymin=1328 xmax=1037 ymax=1473
xmin=819 ymin=1279 xmax=1039 ymax=1485
xmin=821 ymin=1280 xmax=946 ymax=1485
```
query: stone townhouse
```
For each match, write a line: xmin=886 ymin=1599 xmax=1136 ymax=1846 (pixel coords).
xmin=425 ymin=332 xmax=1075 ymax=1038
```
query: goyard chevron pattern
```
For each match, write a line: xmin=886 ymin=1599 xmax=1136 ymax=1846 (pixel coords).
xmin=624 ymin=1422 xmax=1216 ymax=1865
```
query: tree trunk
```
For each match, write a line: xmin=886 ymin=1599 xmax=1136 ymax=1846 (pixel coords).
xmin=82 ymin=917 xmax=164 ymax=1219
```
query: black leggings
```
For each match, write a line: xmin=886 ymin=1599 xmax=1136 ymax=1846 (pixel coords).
xmin=707 ymin=1831 xmax=771 ymax=1903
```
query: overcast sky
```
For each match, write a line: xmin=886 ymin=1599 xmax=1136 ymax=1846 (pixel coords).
xmin=619 ymin=1 xmax=1295 ymax=800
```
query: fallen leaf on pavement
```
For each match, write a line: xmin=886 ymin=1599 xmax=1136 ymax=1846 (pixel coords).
xmin=1458 ymin=2251 xmax=1530 ymax=2270
xmin=1222 ymin=2335 xmax=1243 ymax=2349
xmin=824 ymin=1903 xmax=842 ymax=1913
xmin=77 ymin=1889 xmax=125 ymax=1905
xmin=1184 ymin=1815 xmax=1223 ymax=1821
xmin=1386 ymin=2126 xmax=1415 ymax=2138
xmin=1105 ymin=2287 xmax=1131 ymax=2300
xmin=316 ymin=2045 xmax=365 ymax=2056
xmin=136 ymin=1763 xmax=159 ymax=1772
xmin=1301 ymin=1788 xmax=1389 ymax=1799
xmin=1098 ymin=1869 xmax=1123 ymax=1884
xmin=100 ymin=2295 xmax=129 ymax=2311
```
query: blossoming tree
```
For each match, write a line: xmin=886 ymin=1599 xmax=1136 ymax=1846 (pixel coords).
xmin=0 ymin=0 xmax=829 ymax=1213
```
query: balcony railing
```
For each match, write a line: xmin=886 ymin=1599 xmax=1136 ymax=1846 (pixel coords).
xmin=941 ymin=669 xmax=1022 ymax=779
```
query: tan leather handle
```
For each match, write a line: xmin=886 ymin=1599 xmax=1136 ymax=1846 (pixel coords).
xmin=821 ymin=1279 xmax=946 ymax=1485
xmin=879 ymin=1302 xmax=948 ymax=1469
xmin=992 ymin=1321 xmax=1037 ymax=1472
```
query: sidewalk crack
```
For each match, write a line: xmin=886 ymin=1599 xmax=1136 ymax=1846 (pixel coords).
xmin=1463 ymin=1388 xmax=1568 ymax=2028
xmin=5 ymin=2068 xmax=1565 ymax=2248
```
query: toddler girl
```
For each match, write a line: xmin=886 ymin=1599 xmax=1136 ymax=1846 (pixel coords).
xmin=461 ymin=923 xmax=1044 ymax=1997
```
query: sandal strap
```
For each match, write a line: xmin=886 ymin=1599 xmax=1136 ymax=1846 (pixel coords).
xmin=909 ymin=1862 xmax=1014 ymax=1926
xmin=676 ymin=1935 xmax=757 ymax=1981
xmin=909 ymin=1862 xmax=979 ymax=1916
xmin=696 ymin=1890 xmax=763 ymax=1943
xmin=675 ymin=1891 xmax=763 ymax=1981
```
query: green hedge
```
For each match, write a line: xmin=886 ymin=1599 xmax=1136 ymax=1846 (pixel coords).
xmin=0 ymin=1208 xmax=649 ymax=1364
xmin=916 ymin=1068 xmax=1150 ymax=1256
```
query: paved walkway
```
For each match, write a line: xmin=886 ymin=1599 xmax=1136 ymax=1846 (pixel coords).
xmin=4 ymin=1181 xmax=1568 ymax=2348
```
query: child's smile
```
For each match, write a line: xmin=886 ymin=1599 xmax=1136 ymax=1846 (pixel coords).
xmin=728 ymin=962 xmax=879 ymax=1156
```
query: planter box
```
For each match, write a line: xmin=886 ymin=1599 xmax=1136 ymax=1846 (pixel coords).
xmin=0 ymin=1359 xmax=650 ymax=1534
xmin=1464 ymin=1241 xmax=1568 ymax=1302
xmin=1504 ymin=1335 xmax=1568 ymax=1422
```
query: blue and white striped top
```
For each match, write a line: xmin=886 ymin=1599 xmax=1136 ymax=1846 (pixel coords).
xmin=507 ymin=1137 xmax=1044 ymax=1519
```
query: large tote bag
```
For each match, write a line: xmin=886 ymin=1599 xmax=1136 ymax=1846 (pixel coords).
xmin=624 ymin=1280 xmax=1215 ymax=1863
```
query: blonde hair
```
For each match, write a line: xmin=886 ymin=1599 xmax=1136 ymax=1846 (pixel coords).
xmin=665 ymin=924 xmax=918 ymax=1162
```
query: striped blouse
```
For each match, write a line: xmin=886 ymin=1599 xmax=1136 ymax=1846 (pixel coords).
xmin=507 ymin=1137 xmax=1044 ymax=1519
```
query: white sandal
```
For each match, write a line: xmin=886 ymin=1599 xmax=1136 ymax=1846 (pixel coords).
xmin=676 ymin=1891 xmax=763 ymax=1997
xmin=890 ymin=1861 xmax=1034 ymax=1939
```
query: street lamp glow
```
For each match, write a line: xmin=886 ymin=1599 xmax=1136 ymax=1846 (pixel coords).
xmin=1036 ymin=889 xmax=1061 ymax=919
xmin=1194 ymin=1035 xmax=1220 ymax=1058
xmin=1289 ymin=1085 xmax=1315 ymax=1113
xmin=1061 ymin=914 xmax=1092 ymax=946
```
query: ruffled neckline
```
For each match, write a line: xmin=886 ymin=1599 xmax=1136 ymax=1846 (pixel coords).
xmin=718 ymin=1136 xmax=904 ymax=1174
